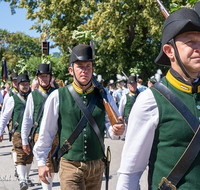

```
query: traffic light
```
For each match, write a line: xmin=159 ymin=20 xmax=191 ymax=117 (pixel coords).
xmin=42 ymin=41 xmax=49 ymax=55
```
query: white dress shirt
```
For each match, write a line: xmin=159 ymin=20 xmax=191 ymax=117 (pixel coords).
xmin=118 ymin=93 xmax=128 ymax=117
xmin=33 ymin=89 xmax=126 ymax=167
xmin=116 ymin=88 xmax=159 ymax=190
xmin=0 ymin=96 xmax=14 ymax=135
xmin=21 ymin=93 xmax=35 ymax=145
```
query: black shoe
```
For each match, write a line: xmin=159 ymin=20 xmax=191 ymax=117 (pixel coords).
xmin=26 ymin=178 xmax=34 ymax=187
xmin=20 ymin=182 xmax=28 ymax=190
xmin=14 ymin=169 xmax=18 ymax=178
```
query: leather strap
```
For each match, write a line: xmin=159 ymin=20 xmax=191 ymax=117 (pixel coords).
xmin=17 ymin=93 xmax=26 ymax=105
xmin=152 ymin=82 xmax=200 ymax=188
xmin=12 ymin=105 xmax=25 ymax=132
xmin=57 ymin=84 xmax=99 ymax=159
xmin=36 ymin=88 xmax=48 ymax=99
xmin=30 ymin=97 xmax=47 ymax=138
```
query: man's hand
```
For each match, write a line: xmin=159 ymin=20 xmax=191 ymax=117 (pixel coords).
xmin=22 ymin=144 xmax=31 ymax=155
xmin=0 ymin=135 xmax=3 ymax=142
xmin=38 ymin=166 xmax=51 ymax=185
xmin=112 ymin=116 xmax=125 ymax=136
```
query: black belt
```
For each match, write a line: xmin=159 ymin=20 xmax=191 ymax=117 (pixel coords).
xmin=152 ymin=82 xmax=200 ymax=190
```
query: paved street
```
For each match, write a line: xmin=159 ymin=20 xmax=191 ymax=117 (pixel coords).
xmin=0 ymin=128 xmax=148 ymax=190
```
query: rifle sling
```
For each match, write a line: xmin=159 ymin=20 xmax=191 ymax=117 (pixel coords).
xmin=152 ymin=82 xmax=200 ymax=188
xmin=30 ymin=96 xmax=47 ymax=138
xmin=36 ymin=88 xmax=48 ymax=99
xmin=13 ymin=105 xmax=25 ymax=131
xmin=57 ymin=84 xmax=104 ymax=159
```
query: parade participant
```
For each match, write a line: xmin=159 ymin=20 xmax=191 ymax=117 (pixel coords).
xmin=113 ymin=80 xmax=123 ymax=107
xmin=1 ymin=72 xmax=19 ymax=178
xmin=1 ymin=82 xmax=10 ymax=99
xmin=117 ymin=8 xmax=200 ymax=190
xmin=147 ymin=77 xmax=157 ymax=88
xmin=2 ymin=72 xmax=18 ymax=112
xmin=137 ymin=75 xmax=147 ymax=92
xmin=0 ymin=73 xmax=33 ymax=190
xmin=118 ymin=75 xmax=139 ymax=124
xmin=33 ymin=44 xmax=125 ymax=190
xmin=21 ymin=64 xmax=58 ymax=190
xmin=31 ymin=79 xmax=39 ymax=91
xmin=107 ymin=79 xmax=115 ymax=96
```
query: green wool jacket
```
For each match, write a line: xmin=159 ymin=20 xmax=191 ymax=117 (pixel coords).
xmin=12 ymin=95 xmax=25 ymax=133
xmin=32 ymin=87 xmax=55 ymax=133
xmin=124 ymin=93 xmax=136 ymax=121
xmin=150 ymin=72 xmax=200 ymax=190
xmin=58 ymin=85 xmax=106 ymax=161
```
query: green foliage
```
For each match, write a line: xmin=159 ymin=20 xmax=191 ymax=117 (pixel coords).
xmin=72 ymin=26 xmax=96 ymax=45
xmin=2 ymin=0 xmax=199 ymax=83
xmin=0 ymin=28 xmax=42 ymax=74
xmin=15 ymin=54 xmax=69 ymax=81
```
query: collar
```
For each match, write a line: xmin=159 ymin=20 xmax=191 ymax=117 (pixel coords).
xmin=13 ymin=88 xmax=18 ymax=93
xmin=166 ymin=69 xmax=200 ymax=93
xmin=72 ymin=82 xmax=94 ymax=94
xmin=129 ymin=91 xmax=136 ymax=96
xmin=39 ymin=85 xmax=51 ymax=94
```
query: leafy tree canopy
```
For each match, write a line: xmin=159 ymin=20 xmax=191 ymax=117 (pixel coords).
xmin=1 ymin=0 xmax=199 ymax=84
xmin=0 ymin=28 xmax=42 ymax=73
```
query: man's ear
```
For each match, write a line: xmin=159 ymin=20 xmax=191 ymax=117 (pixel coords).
xmin=163 ymin=44 xmax=175 ymax=60
xmin=68 ymin=66 xmax=74 ymax=76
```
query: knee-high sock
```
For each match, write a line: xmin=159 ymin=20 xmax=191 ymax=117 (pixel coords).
xmin=16 ymin=165 xmax=26 ymax=183
xmin=25 ymin=164 xmax=32 ymax=179
xmin=12 ymin=151 xmax=17 ymax=166
xmin=41 ymin=176 xmax=52 ymax=190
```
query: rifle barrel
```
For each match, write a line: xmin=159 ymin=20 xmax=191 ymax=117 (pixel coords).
xmin=156 ymin=0 xmax=170 ymax=18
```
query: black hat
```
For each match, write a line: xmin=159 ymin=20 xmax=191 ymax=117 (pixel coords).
xmin=155 ymin=8 xmax=200 ymax=66
xmin=36 ymin=64 xmax=52 ymax=76
xmin=193 ymin=1 xmax=200 ymax=17
xmin=149 ymin=77 xmax=157 ymax=84
xmin=17 ymin=74 xmax=30 ymax=86
xmin=69 ymin=44 xmax=94 ymax=66
xmin=127 ymin=76 xmax=137 ymax=84
xmin=10 ymin=72 xmax=18 ymax=81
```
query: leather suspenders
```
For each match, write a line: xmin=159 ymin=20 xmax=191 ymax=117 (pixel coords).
xmin=152 ymin=82 xmax=200 ymax=190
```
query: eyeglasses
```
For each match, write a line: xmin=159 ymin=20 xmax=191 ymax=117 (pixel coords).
xmin=20 ymin=83 xmax=29 ymax=87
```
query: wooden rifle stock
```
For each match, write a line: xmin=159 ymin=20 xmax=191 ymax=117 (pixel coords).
xmin=103 ymin=98 xmax=120 ymax=126
xmin=91 ymin=76 xmax=121 ymax=126
xmin=156 ymin=0 xmax=170 ymax=18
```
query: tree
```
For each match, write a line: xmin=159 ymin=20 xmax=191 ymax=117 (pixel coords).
xmin=2 ymin=0 xmax=198 ymax=83
xmin=0 ymin=29 xmax=42 ymax=73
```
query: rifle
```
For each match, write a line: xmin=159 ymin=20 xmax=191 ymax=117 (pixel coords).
xmin=91 ymin=75 xmax=122 ymax=126
xmin=105 ymin=146 xmax=111 ymax=190
xmin=121 ymin=71 xmax=129 ymax=81
xmin=156 ymin=0 xmax=170 ymax=18
xmin=7 ymin=118 xmax=13 ymax=141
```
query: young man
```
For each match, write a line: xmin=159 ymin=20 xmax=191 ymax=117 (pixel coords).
xmin=33 ymin=44 xmax=125 ymax=190
xmin=147 ymin=77 xmax=157 ymax=88
xmin=118 ymin=75 xmax=139 ymax=124
xmin=113 ymin=80 xmax=123 ymax=107
xmin=1 ymin=72 xmax=19 ymax=178
xmin=117 ymin=8 xmax=200 ymax=190
xmin=0 ymin=74 xmax=33 ymax=190
xmin=21 ymin=64 xmax=58 ymax=190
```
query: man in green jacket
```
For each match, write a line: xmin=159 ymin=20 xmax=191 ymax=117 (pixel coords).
xmin=33 ymin=44 xmax=126 ymax=190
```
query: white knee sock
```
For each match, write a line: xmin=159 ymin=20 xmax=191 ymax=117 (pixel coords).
xmin=25 ymin=164 xmax=32 ymax=179
xmin=41 ymin=176 xmax=52 ymax=190
xmin=12 ymin=151 xmax=17 ymax=165
xmin=16 ymin=165 xmax=26 ymax=183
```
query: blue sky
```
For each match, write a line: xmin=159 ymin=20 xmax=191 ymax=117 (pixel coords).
xmin=0 ymin=1 xmax=60 ymax=53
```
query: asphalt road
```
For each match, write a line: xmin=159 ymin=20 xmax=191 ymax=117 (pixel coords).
xmin=0 ymin=129 xmax=148 ymax=190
